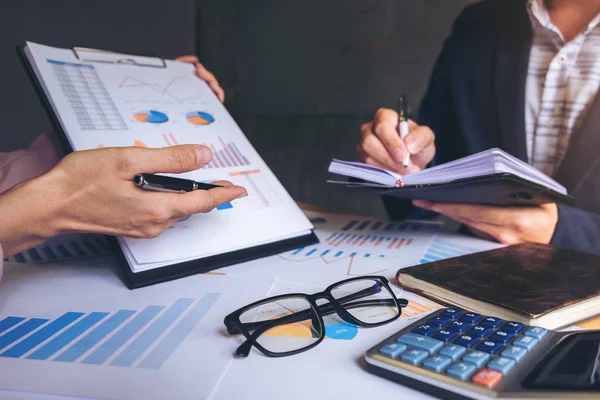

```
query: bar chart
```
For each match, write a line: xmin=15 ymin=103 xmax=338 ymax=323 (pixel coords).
xmin=289 ymin=219 xmax=440 ymax=260
xmin=401 ymin=295 xmax=442 ymax=319
xmin=5 ymin=234 xmax=110 ymax=264
xmin=204 ymin=138 xmax=250 ymax=168
xmin=419 ymin=236 xmax=502 ymax=264
xmin=228 ymin=170 xmax=281 ymax=210
xmin=0 ymin=294 xmax=220 ymax=369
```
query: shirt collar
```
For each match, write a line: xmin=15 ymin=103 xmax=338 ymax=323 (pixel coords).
xmin=527 ymin=0 xmax=600 ymax=41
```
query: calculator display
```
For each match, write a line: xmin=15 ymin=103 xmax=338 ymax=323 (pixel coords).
xmin=523 ymin=331 xmax=600 ymax=390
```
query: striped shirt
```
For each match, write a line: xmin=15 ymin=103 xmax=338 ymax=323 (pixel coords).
xmin=525 ymin=0 xmax=600 ymax=176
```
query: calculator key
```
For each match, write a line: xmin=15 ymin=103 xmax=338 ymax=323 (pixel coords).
xmin=501 ymin=345 xmax=528 ymax=362
xmin=488 ymin=357 xmax=515 ymax=374
xmin=459 ymin=313 xmax=482 ymax=324
xmin=480 ymin=317 xmax=503 ymax=329
xmin=489 ymin=331 xmax=514 ymax=344
xmin=397 ymin=333 xmax=444 ymax=354
xmin=379 ymin=343 xmax=407 ymax=358
xmin=447 ymin=321 xmax=471 ymax=333
xmin=454 ymin=334 xmax=479 ymax=348
xmin=412 ymin=324 xmax=436 ymax=336
xmin=524 ymin=327 xmax=548 ymax=340
xmin=472 ymin=368 xmax=503 ymax=388
xmin=513 ymin=335 xmax=539 ymax=351
xmin=462 ymin=350 xmax=490 ymax=368
xmin=447 ymin=362 xmax=477 ymax=381
xmin=439 ymin=308 xmax=464 ymax=320
xmin=501 ymin=322 xmax=525 ymax=334
xmin=431 ymin=329 xmax=459 ymax=342
xmin=476 ymin=340 xmax=504 ymax=354
xmin=440 ymin=344 xmax=466 ymax=361
xmin=401 ymin=349 xmax=429 ymax=365
xmin=428 ymin=316 xmax=451 ymax=328
xmin=423 ymin=355 xmax=453 ymax=373
xmin=466 ymin=325 xmax=492 ymax=338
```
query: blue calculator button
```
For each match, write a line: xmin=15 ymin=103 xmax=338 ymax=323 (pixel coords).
xmin=454 ymin=334 xmax=479 ymax=348
xmin=379 ymin=343 xmax=407 ymax=358
xmin=428 ymin=316 xmax=451 ymax=328
xmin=462 ymin=350 xmax=490 ymax=368
xmin=476 ymin=340 xmax=504 ymax=354
xmin=501 ymin=322 xmax=525 ymax=334
xmin=459 ymin=313 xmax=482 ymax=324
xmin=466 ymin=325 xmax=492 ymax=338
xmin=488 ymin=357 xmax=515 ymax=374
xmin=480 ymin=317 xmax=503 ymax=329
xmin=447 ymin=362 xmax=477 ymax=381
xmin=524 ymin=327 xmax=548 ymax=340
xmin=440 ymin=344 xmax=466 ymax=361
xmin=431 ymin=329 xmax=459 ymax=342
xmin=447 ymin=321 xmax=471 ymax=333
xmin=423 ymin=355 xmax=453 ymax=373
xmin=501 ymin=346 xmax=528 ymax=362
xmin=412 ymin=324 xmax=436 ymax=336
xmin=401 ymin=349 xmax=429 ymax=365
xmin=489 ymin=331 xmax=514 ymax=344
xmin=397 ymin=333 xmax=444 ymax=354
xmin=439 ymin=308 xmax=464 ymax=320
xmin=513 ymin=335 xmax=539 ymax=351
xmin=439 ymin=344 xmax=466 ymax=361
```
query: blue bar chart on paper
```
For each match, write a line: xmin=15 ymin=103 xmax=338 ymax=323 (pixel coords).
xmin=420 ymin=235 xmax=502 ymax=264
xmin=276 ymin=212 xmax=442 ymax=277
xmin=287 ymin=218 xmax=441 ymax=260
xmin=5 ymin=234 xmax=110 ymax=264
xmin=0 ymin=294 xmax=220 ymax=369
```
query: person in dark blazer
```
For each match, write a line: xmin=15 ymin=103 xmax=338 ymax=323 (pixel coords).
xmin=357 ymin=0 xmax=600 ymax=255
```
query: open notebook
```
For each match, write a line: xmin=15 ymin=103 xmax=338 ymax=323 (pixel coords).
xmin=21 ymin=42 xmax=317 ymax=288
xmin=328 ymin=148 xmax=574 ymax=206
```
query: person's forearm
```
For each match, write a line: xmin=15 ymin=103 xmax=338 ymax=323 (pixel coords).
xmin=0 ymin=173 xmax=63 ymax=256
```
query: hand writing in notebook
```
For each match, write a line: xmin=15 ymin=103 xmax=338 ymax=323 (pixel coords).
xmin=413 ymin=200 xmax=558 ymax=245
xmin=358 ymin=108 xmax=435 ymax=174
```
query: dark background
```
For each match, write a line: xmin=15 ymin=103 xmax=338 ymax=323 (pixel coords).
xmin=0 ymin=0 xmax=477 ymax=216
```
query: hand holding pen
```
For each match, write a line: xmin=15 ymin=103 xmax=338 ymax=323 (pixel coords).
xmin=357 ymin=96 xmax=436 ymax=173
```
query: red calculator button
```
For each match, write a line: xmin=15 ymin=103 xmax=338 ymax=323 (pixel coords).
xmin=472 ymin=368 xmax=503 ymax=388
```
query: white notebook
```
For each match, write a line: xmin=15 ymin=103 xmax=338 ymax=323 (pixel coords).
xmin=328 ymin=148 xmax=567 ymax=195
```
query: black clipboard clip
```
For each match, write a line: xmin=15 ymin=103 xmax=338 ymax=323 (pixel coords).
xmin=72 ymin=46 xmax=166 ymax=68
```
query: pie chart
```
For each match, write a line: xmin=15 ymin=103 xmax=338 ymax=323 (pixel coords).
xmin=186 ymin=111 xmax=215 ymax=125
xmin=134 ymin=110 xmax=169 ymax=124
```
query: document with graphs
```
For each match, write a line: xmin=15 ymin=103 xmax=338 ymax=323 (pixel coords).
xmin=22 ymin=41 xmax=316 ymax=288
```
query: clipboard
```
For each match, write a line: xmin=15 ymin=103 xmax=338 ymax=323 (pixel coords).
xmin=17 ymin=43 xmax=319 ymax=289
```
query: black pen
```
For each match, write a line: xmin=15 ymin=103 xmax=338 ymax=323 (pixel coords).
xmin=133 ymin=173 xmax=221 ymax=193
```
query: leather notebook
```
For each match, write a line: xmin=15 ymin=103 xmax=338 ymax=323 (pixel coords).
xmin=396 ymin=243 xmax=600 ymax=329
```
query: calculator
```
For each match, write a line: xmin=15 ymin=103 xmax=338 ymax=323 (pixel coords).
xmin=365 ymin=307 xmax=600 ymax=399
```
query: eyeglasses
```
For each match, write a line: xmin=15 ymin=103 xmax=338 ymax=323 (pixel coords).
xmin=223 ymin=276 xmax=408 ymax=358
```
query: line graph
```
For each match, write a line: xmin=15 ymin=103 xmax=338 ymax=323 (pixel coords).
xmin=276 ymin=253 xmax=388 ymax=277
xmin=118 ymin=76 xmax=201 ymax=102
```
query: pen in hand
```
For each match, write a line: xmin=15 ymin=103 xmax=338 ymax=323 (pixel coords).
xmin=398 ymin=96 xmax=411 ymax=169
xmin=133 ymin=173 xmax=221 ymax=193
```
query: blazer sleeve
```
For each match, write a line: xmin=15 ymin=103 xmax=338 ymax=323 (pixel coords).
xmin=551 ymin=204 xmax=600 ymax=255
